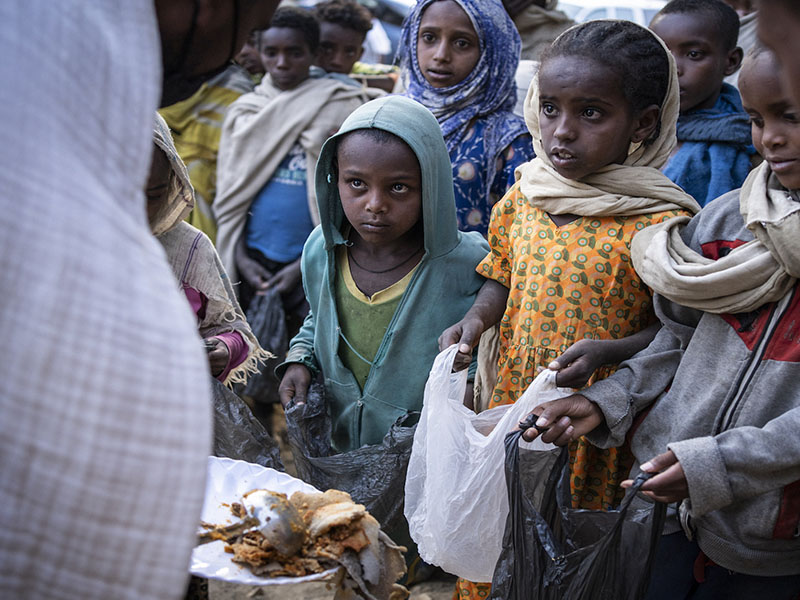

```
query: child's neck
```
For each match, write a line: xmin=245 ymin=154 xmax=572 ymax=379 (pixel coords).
xmin=346 ymin=228 xmax=424 ymax=298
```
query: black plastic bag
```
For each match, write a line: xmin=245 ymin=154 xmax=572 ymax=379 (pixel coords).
xmin=237 ymin=289 xmax=288 ymax=406
xmin=491 ymin=426 xmax=666 ymax=600
xmin=284 ymin=382 xmax=418 ymax=533
xmin=211 ymin=378 xmax=284 ymax=471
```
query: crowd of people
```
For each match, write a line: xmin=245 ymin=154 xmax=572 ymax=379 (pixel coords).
xmin=2 ymin=0 xmax=800 ymax=598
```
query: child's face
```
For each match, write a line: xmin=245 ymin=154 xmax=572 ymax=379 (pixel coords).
xmin=235 ymin=30 xmax=265 ymax=76
xmin=758 ymin=2 xmax=800 ymax=109
xmin=650 ymin=12 xmax=742 ymax=114
xmin=337 ymin=132 xmax=422 ymax=248
xmin=740 ymin=52 xmax=800 ymax=190
xmin=416 ymin=0 xmax=480 ymax=89
xmin=317 ymin=23 xmax=364 ymax=75
xmin=146 ymin=145 xmax=171 ymax=228
xmin=260 ymin=27 xmax=315 ymax=91
xmin=537 ymin=56 xmax=659 ymax=181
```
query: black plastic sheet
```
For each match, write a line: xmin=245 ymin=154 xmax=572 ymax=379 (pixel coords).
xmin=211 ymin=378 xmax=284 ymax=471
xmin=491 ymin=426 xmax=665 ymax=600
xmin=237 ymin=289 xmax=288 ymax=406
xmin=285 ymin=383 xmax=418 ymax=533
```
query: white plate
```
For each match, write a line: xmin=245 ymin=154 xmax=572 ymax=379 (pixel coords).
xmin=190 ymin=456 xmax=339 ymax=585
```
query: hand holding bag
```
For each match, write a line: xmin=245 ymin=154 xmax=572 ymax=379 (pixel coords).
xmin=404 ymin=345 xmax=571 ymax=582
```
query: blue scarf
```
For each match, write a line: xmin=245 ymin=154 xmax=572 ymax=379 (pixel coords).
xmin=396 ymin=0 xmax=528 ymax=158
xmin=664 ymin=83 xmax=755 ymax=207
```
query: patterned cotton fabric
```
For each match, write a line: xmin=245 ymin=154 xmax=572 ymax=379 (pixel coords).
xmin=454 ymin=183 xmax=690 ymax=600
xmin=478 ymin=183 xmax=688 ymax=506
xmin=451 ymin=120 xmax=533 ymax=234
xmin=159 ymin=65 xmax=254 ymax=243
xmin=397 ymin=0 xmax=532 ymax=235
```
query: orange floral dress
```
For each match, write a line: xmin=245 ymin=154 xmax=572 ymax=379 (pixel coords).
xmin=454 ymin=183 xmax=689 ymax=600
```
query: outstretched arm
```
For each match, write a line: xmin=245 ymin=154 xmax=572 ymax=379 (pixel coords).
xmin=438 ymin=279 xmax=509 ymax=371
xmin=550 ymin=322 xmax=661 ymax=388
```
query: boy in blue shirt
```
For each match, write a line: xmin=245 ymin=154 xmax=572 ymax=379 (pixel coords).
xmin=652 ymin=0 xmax=756 ymax=206
xmin=214 ymin=7 xmax=377 ymax=317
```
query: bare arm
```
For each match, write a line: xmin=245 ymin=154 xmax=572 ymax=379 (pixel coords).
xmin=550 ymin=322 xmax=661 ymax=388
xmin=438 ymin=279 xmax=509 ymax=371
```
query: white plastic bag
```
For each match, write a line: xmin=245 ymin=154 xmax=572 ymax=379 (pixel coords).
xmin=404 ymin=344 xmax=571 ymax=582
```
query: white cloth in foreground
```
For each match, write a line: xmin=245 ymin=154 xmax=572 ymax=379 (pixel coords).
xmin=0 ymin=3 xmax=212 ymax=599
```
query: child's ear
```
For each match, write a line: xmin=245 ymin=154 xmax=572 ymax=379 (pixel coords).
xmin=631 ymin=104 xmax=661 ymax=144
xmin=725 ymin=46 xmax=744 ymax=76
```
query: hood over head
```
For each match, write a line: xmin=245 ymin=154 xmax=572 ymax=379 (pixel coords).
xmin=150 ymin=112 xmax=195 ymax=236
xmin=315 ymin=95 xmax=460 ymax=258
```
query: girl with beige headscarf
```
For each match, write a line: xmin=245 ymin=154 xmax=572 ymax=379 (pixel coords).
xmin=148 ymin=114 xmax=269 ymax=386
xmin=441 ymin=22 xmax=700 ymax=595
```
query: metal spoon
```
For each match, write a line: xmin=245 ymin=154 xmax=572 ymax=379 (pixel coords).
xmin=197 ymin=490 xmax=307 ymax=557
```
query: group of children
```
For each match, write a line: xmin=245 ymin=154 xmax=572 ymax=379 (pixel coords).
xmin=146 ymin=0 xmax=800 ymax=597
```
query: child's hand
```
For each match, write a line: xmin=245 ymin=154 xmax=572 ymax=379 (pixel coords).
xmin=237 ymin=254 xmax=272 ymax=291
xmin=264 ymin=259 xmax=301 ymax=296
xmin=439 ymin=317 xmax=484 ymax=372
xmin=278 ymin=364 xmax=311 ymax=408
xmin=623 ymin=450 xmax=688 ymax=503
xmin=549 ymin=339 xmax=607 ymax=388
xmin=205 ymin=338 xmax=230 ymax=377
xmin=519 ymin=394 xmax=604 ymax=445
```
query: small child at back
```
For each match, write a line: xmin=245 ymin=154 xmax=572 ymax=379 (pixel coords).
xmin=440 ymin=20 xmax=700 ymax=598
xmin=652 ymin=0 xmax=756 ymax=206
xmin=524 ymin=44 xmax=800 ymax=598
xmin=314 ymin=0 xmax=371 ymax=78
xmin=214 ymin=7 xmax=379 ymax=322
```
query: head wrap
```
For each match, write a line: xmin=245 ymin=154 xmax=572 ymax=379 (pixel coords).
xmin=396 ymin=0 xmax=526 ymax=154
xmin=151 ymin=112 xmax=195 ymax=236
xmin=151 ymin=112 xmax=269 ymax=385
xmin=517 ymin=20 xmax=700 ymax=217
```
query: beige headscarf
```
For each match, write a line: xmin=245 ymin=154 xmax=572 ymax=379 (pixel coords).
xmin=631 ymin=162 xmax=800 ymax=314
xmin=517 ymin=21 xmax=700 ymax=217
xmin=152 ymin=113 xmax=270 ymax=385
xmin=151 ymin=113 xmax=194 ymax=236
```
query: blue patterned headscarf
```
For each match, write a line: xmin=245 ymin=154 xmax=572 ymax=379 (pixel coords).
xmin=396 ymin=0 xmax=526 ymax=154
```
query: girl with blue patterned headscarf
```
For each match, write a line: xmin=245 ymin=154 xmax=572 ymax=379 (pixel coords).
xmin=396 ymin=0 xmax=534 ymax=236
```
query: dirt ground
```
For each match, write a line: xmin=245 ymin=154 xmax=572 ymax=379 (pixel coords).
xmin=206 ymin=405 xmax=456 ymax=600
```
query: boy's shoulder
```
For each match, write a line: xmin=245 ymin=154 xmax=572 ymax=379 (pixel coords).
xmin=683 ymin=188 xmax=752 ymax=253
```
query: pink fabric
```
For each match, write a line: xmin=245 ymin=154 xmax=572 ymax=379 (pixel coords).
xmin=183 ymin=285 xmax=248 ymax=381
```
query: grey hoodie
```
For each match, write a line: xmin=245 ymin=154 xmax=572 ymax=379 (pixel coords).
xmin=582 ymin=188 xmax=800 ymax=576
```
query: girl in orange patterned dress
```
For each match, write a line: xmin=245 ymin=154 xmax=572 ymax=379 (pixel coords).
xmin=440 ymin=20 xmax=700 ymax=599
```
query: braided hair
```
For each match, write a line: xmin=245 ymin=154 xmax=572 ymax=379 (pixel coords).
xmin=541 ymin=20 xmax=671 ymax=121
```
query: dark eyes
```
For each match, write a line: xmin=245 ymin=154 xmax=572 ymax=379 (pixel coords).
xmin=541 ymin=103 xmax=556 ymax=116
xmin=687 ymin=50 xmax=704 ymax=60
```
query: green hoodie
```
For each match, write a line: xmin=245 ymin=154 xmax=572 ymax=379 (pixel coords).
xmin=283 ymin=95 xmax=489 ymax=452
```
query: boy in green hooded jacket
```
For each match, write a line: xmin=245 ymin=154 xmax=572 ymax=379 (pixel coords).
xmin=278 ymin=95 xmax=489 ymax=453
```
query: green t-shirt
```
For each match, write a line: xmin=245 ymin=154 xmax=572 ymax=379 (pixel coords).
xmin=334 ymin=248 xmax=417 ymax=390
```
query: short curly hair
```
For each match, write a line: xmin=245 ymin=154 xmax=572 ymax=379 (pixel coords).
xmin=268 ymin=6 xmax=320 ymax=54
xmin=656 ymin=0 xmax=740 ymax=51
xmin=314 ymin=0 xmax=373 ymax=36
